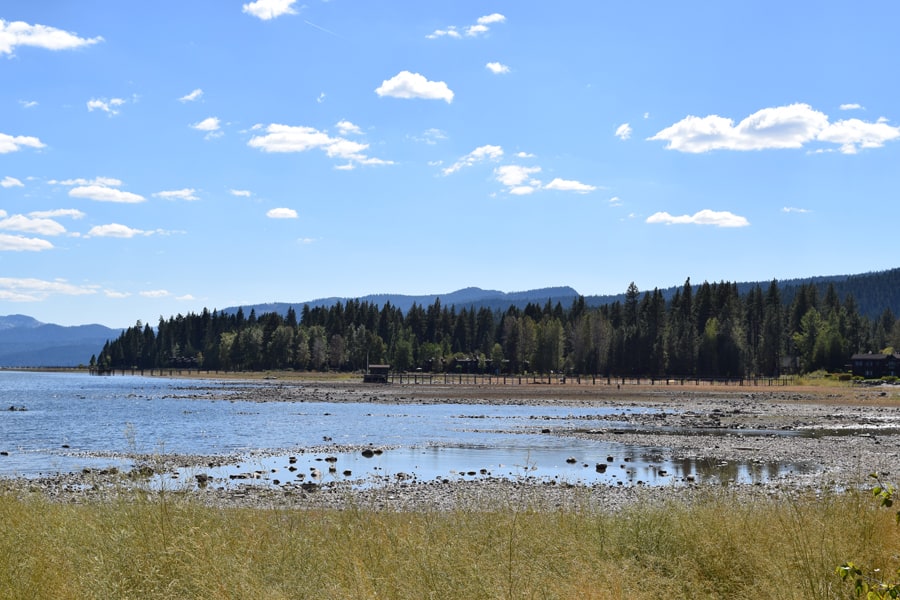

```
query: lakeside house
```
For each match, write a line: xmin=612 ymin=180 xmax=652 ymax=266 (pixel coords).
xmin=850 ymin=353 xmax=900 ymax=378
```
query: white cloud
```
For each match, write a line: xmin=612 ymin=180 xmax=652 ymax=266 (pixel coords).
xmin=516 ymin=151 xmax=535 ymax=158
xmin=1 ymin=176 xmax=23 ymax=188
xmin=19 ymin=100 xmax=38 ymax=109
xmin=87 ymin=97 xmax=125 ymax=115
xmin=70 ymin=184 xmax=145 ymax=203
xmin=29 ymin=209 xmax=85 ymax=220
xmin=267 ymin=208 xmax=298 ymax=219
xmin=86 ymin=224 xmax=137 ymax=238
xmin=336 ymin=120 xmax=362 ymax=135
xmin=609 ymin=196 xmax=623 ymax=207
xmin=297 ymin=237 xmax=316 ymax=244
xmin=179 ymin=88 xmax=203 ymax=102
xmin=316 ymin=92 xmax=326 ymax=104
xmin=646 ymin=209 xmax=750 ymax=228
xmin=230 ymin=189 xmax=252 ymax=197
xmin=248 ymin=123 xmax=392 ymax=168
xmin=477 ymin=13 xmax=507 ymax=25
xmin=615 ymin=123 xmax=632 ymax=140
xmin=375 ymin=71 xmax=454 ymax=103
xmin=0 ymin=133 xmax=45 ymax=154
xmin=0 ymin=214 xmax=66 ymax=236
xmin=443 ymin=145 xmax=504 ymax=175
xmin=840 ymin=103 xmax=863 ymax=111
xmin=53 ymin=176 xmax=122 ymax=187
xmin=176 ymin=294 xmax=196 ymax=301
xmin=509 ymin=186 xmax=537 ymax=196
xmin=0 ymin=233 xmax=54 ymax=252
xmin=192 ymin=117 xmax=220 ymax=131
xmin=86 ymin=223 xmax=149 ymax=238
xmin=782 ymin=206 xmax=811 ymax=214
xmin=0 ymin=19 xmax=103 ymax=55
xmin=817 ymin=118 xmax=900 ymax=154
xmin=0 ymin=277 xmax=95 ymax=301
xmin=486 ymin=62 xmax=510 ymax=74
xmin=650 ymin=103 xmax=900 ymax=154
xmin=140 ymin=289 xmax=170 ymax=298
xmin=153 ymin=188 xmax=199 ymax=201
xmin=104 ymin=290 xmax=131 ymax=299
xmin=494 ymin=165 xmax=542 ymax=195
xmin=544 ymin=178 xmax=597 ymax=194
xmin=428 ymin=13 xmax=506 ymax=39
xmin=242 ymin=0 xmax=298 ymax=20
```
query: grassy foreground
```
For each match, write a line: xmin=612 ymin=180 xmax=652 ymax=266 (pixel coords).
xmin=1 ymin=486 xmax=898 ymax=599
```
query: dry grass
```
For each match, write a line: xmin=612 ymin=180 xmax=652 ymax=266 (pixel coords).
xmin=1 ymin=486 xmax=898 ymax=599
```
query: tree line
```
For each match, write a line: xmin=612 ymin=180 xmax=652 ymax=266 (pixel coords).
xmin=92 ymin=278 xmax=900 ymax=378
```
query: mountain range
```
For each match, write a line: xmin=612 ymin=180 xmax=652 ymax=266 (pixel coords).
xmin=2 ymin=268 xmax=899 ymax=367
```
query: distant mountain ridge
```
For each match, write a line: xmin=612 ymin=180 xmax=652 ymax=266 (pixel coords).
xmin=225 ymin=286 xmax=582 ymax=316
xmin=0 ymin=315 xmax=122 ymax=367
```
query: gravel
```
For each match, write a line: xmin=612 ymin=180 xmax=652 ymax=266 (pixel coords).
xmin=3 ymin=380 xmax=899 ymax=511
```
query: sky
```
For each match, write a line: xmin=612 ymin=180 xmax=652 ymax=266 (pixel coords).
xmin=2 ymin=1 xmax=900 ymax=328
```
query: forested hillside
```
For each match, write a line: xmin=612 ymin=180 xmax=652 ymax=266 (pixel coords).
xmin=94 ymin=277 xmax=900 ymax=378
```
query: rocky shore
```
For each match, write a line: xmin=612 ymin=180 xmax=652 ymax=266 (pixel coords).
xmin=3 ymin=379 xmax=899 ymax=511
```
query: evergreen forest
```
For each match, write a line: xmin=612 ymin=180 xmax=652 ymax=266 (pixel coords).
xmin=93 ymin=278 xmax=900 ymax=378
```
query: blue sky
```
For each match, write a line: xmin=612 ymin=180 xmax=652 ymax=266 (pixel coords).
xmin=3 ymin=1 xmax=900 ymax=327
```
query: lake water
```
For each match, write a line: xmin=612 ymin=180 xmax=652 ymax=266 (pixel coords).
xmin=0 ymin=371 xmax=810 ymax=488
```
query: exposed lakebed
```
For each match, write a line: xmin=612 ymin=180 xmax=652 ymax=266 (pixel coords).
xmin=2 ymin=371 xmax=867 ymax=497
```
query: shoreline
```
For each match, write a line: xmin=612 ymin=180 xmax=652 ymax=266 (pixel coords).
xmin=4 ymin=378 xmax=900 ymax=510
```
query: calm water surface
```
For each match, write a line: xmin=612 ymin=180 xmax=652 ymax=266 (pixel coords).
xmin=0 ymin=371 xmax=809 ymax=487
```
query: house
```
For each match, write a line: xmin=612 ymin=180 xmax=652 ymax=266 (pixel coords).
xmin=363 ymin=364 xmax=390 ymax=383
xmin=850 ymin=353 xmax=900 ymax=378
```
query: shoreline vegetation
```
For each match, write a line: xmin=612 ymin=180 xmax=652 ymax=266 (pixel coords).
xmin=2 ymin=373 xmax=899 ymax=598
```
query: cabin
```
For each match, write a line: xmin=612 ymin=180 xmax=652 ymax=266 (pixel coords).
xmin=363 ymin=364 xmax=391 ymax=383
xmin=850 ymin=353 xmax=900 ymax=379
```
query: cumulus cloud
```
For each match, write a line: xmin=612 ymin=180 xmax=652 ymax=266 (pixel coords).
xmin=443 ymin=145 xmax=504 ymax=175
xmin=70 ymin=183 xmax=144 ymax=203
xmin=0 ymin=19 xmax=103 ymax=55
xmin=153 ymin=188 xmax=199 ymax=201
xmin=1 ymin=176 xmax=24 ymax=188
xmin=0 ymin=234 xmax=54 ymax=252
xmin=335 ymin=120 xmax=362 ymax=135
xmin=248 ymin=123 xmax=392 ymax=168
xmin=0 ymin=214 xmax=66 ymax=236
xmin=52 ymin=176 xmax=122 ymax=187
xmin=840 ymin=103 xmax=863 ymax=111
xmin=782 ymin=206 xmax=811 ymax=214
xmin=429 ymin=13 xmax=506 ymax=39
xmin=615 ymin=123 xmax=632 ymax=140
xmin=242 ymin=0 xmax=298 ymax=20
xmin=179 ymin=88 xmax=203 ymax=102
xmin=0 ymin=133 xmax=45 ymax=154
xmin=87 ymin=97 xmax=125 ymax=115
xmin=86 ymin=223 xmax=150 ymax=238
xmin=650 ymin=103 xmax=900 ymax=154
xmin=817 ymin=118 xmax=900 ymax=154
xmin=486 ymin=62 xmax=510 ymax=74
xmin=140 ymin=289 xmax=170 ymax=298
xmin=191 ymin=117 xmax=222 ymax=139
xmin=544 ymin=178 xmax=597 ymax=194
xmin=490 ymin=165 xmax=596 ymax=196
xmin=646 ymin=209 xmax=750 ymax=228
xmin=266 ymin=207 xmax=298 ymax=219
xmin=609 ymin=196 xmax=623 ymax=207
xmin=230 ymin=189 xmax=252 ymax=197
xmin=29 ymin=208 xmax=85 ymax=219
xmin=0 ymin=277 xmax=96 ymax=301
xmin=375 ymin=71 xmax=454 ymax=103
xmin=494 ymin=165 xmax=542 ymax=195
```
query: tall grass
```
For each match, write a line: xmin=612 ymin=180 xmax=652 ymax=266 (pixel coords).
xmin=0 ymin=485 xmax=897 ymax=599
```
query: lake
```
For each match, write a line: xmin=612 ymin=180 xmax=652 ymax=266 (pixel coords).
xmin=0 ymin=371 xmax=809 ymax=488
